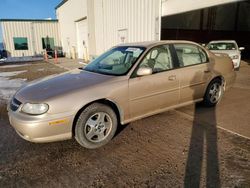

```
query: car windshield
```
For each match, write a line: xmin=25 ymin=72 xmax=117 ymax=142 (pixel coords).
xmin=84 ymin=46 xmax=145 ymax=76
xmin=207 ymin=42 xmax=237 ymax=50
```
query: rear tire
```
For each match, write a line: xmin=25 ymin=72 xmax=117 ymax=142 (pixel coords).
xmin=75 ymin=103 xmax=118 ymax=149
xmin=203 ymin=78 xmax=224 ymax=107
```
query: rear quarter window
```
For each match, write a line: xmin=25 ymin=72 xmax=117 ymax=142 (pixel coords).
xmin=198 ymin=48 xmax=208 ymax=63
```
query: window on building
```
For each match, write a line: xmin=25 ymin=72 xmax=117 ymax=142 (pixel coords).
xmin=13 ymin=37 xmax=28 ymax=50
xmin=42 ymin=37 xmax=55 ymax=50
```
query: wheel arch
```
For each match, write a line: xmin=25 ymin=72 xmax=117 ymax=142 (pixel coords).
xmin=72 ymin=99 xmax=122 ymax=136
xmin=204 ymin=75 xmax=225 ymax=98
xmin=210 ymin=75 xmax=225 ymax=89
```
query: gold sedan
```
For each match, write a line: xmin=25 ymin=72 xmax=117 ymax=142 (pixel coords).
xmin=8 ymin=41 xmax=236 ymax=149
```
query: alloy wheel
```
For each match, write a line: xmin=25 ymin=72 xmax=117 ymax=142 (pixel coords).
xmin=84 ymin=112 xmax=112 ymax=143
xmin=208 ymin=82 xmax=222 ymax=104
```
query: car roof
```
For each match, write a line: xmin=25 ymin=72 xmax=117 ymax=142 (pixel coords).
xmin=116 ymin=40 xmax=201 ymax=48
xmin=208 ymin=40 xmax=237 ymax=44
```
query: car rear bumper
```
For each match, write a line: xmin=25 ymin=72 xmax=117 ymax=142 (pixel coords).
xmin=8 ymin=110 xmax=74 ymax=143
xmin=224 ymin=71 xmax=236 ymax=90
xmin=232 ymin=59 xmax=240 ymax=69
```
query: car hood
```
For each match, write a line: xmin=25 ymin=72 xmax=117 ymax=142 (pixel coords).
xmin=15 ymin=69 xmax=118 ymax=102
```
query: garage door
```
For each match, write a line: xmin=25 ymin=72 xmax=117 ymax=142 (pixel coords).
xmin=76 ymin=19 xmax=88 ymax=60
xmin=162 ymin=0 xmax=240 ymax=16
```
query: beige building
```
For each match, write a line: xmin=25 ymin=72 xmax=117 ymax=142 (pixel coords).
xmin=0 ymin=19 xmax=60 ymax=57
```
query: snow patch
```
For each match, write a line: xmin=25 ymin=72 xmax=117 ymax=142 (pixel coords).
xmin=0 ymin=64 xmax=31 ymax=68
xmin=0 ymin=70 xmax=27 ymax=77
xmin=0 ymin=58 xmax=7 ymax=62
xmin=0 ymin=71 xmax=27 ymax=102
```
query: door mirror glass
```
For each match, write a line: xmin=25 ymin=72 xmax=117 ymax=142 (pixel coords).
xmin=239 ymin=47 xmax=245 ymax=51
xmin=137 ymin=67 xmax=152 ymax=76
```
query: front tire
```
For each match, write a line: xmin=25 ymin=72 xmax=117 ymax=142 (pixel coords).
xmin=203 ymin=78 xmax=224 ymax=107
xmin=75 ymin=103 xmax=118 ymax=149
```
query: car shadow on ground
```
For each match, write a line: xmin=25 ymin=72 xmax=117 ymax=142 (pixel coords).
xmin=114 ymin=123 xmax=129 ymax=137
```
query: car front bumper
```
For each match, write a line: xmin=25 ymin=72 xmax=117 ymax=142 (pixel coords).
xmin=8 ymin=110 xmax=75 ymax=143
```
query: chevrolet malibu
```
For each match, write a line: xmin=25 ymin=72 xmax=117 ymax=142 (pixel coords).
xmin=8 ymin=41 xmax=236 ymax=149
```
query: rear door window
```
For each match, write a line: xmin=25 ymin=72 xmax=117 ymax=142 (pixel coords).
xmin=174 ymin=44 xmax=207 ymax=67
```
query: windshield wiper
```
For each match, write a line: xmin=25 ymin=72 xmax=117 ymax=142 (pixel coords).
xmin=84 ymin=68 xmax=118 ymax=76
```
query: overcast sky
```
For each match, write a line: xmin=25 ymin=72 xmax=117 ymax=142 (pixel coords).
xmin=0 ymin=0 xmax=62 ymax=42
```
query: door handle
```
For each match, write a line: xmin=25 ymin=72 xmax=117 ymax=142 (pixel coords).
xmin=168 ymin=75 xmax=176 ymax=81
xmin=204 ymin=70 xmax=211 ymax=73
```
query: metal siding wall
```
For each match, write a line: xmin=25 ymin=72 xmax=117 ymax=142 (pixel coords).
xmin=87 ymin=0 xmax=97 ymax=57
xmin=1 ymin=21 xmax=60 ymax=57
xmin=94 ymin=0 xmax=105 ymax=55
xmin=56 ymin=0 xmax=87 ymax=58
xmin=32 ymin=22 xmax=60 ymax=54
xmin=2 ymin=21 xmax=33 ymax=57
xmin=94 ymin=0 xmax=160 ymax=55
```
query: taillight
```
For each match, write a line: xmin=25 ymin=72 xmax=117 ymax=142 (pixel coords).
xmin=231 ymin=60 xmax=234 ymax=70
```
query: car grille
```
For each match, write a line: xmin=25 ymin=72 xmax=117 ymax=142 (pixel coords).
xmin=10 ymin=98 xmax=22 ymax=112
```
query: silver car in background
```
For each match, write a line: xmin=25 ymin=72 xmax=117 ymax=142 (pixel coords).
xmin=206 ymin=40 xmax=244 ymax=70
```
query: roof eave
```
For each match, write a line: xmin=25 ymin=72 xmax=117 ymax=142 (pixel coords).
xmin=55 ymin=0 xmax=68 ymax=10
xmin=0 ymin=19 xmax=58 ymax=22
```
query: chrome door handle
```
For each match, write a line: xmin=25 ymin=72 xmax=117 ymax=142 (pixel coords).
xmin=168 ymin=75 xmax=176 ymax=81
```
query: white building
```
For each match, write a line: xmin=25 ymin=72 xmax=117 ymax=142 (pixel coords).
xmin=56 ymin=0 xmax=161 ymax=59
xmin=0 ymin=0 xmax=249 ymax=59
xmin=56 ymin=0 xmax=249 ymax=60
xmin=56 ymin=0 xmax=88 ymax=59
xmin=0 ymin=19 xmax=61 ymax=57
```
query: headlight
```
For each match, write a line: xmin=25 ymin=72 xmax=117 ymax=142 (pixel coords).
xmin=232 ymin=55 xmax=239 ymax=59
xmin=21 ymin=103 xmax=49 ymax=115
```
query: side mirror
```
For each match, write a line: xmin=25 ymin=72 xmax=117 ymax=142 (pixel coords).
xmin=239 ymin=47 xmax=245 ymax=51
xmin=137 ymin=67 xmax=152 ymax=77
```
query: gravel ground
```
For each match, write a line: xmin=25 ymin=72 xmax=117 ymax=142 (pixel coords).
xmin=0 ymin=61 xmax=65 ymax=120
xmin=0 ymin=61 xmax=249 ymax=187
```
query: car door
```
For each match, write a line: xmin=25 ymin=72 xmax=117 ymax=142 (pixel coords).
xmin=128 ymin=45 xmax=180 ymax=119
xmin=173 ymin=44 xmax=213 ymax=104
